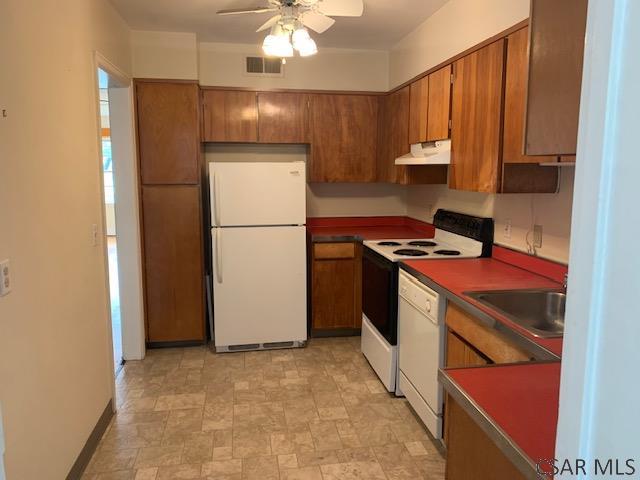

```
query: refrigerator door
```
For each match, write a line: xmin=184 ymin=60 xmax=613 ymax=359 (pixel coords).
xmin=210 ymin=162 xmax=306 ymax=227
xmin=212 ymin=226 xmax=307 ymax=348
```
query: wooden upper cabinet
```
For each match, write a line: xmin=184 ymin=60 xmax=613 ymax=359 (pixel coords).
xmin=379 ymin=87 xmax=448 ymax=185
xmin=450 ymin=40 xmax=506 ymax=193
xmin=136 ymin=82 xmax=200 ymax=185
xmin=524 ymin=0 xmax=588 ymax=156
xmin=202 ymin=90 xmax=258 ymax=143
xmin=427 ymin=65 xmax=452 ymax=141
xmin=142 ymin=185 xmax=205 ymax=343
xmin=257 ymin=92 xmax=310 ymax=144
xmin=503 ymin=27 xmax=556 ymax=165
xmin=409 ymin=77 xmax=429 ymax=145
xmin=309 ymin=94 xmax=378 ymax=183
xmin=377 ymin=87 xmax=411 ymax=184
xmin=408 ymin=65 xmax=452 ymax=145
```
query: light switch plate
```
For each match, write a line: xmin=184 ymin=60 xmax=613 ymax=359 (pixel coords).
xmin=503 ymin=219 xmax=512 ymax=240
xmin=0 ymin=260 xmax=11 ymax=297
xmin=533 ymin=225 xmax=543 ymax=248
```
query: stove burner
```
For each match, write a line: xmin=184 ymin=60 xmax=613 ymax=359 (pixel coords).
xmin=434 ymin=249 xmax=461 ymax=256
xmin=408 ymin=241 xmax=437 ymax=247
xmin=378 ymin=241 xmax=402 ymax=246
xmin=394 ymin=249 xmax=429 ymax=257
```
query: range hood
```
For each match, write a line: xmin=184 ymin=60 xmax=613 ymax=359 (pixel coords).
xmin=395 ymin=139 xmax=451 ymax=166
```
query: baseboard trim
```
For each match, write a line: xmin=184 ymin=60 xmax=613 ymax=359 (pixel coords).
xmin=311 ymin=328 xmax=361 ymax=338
xmin=146 ymin=340 xmax=206 ymax=349
xmin=66 ymin=400 xmax=113 ymax=480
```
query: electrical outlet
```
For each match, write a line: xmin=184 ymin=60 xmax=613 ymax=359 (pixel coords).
xmin=533 ymin=225 xmax=543 ymax=248
xmin=503 ymin=219 xmax=512 ymax=240
xmin=0 ymin=260 xmax=11 ymax=297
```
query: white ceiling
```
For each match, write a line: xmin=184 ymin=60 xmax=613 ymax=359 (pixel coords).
xmin=109 ymin=0 xmax=449 ymax=49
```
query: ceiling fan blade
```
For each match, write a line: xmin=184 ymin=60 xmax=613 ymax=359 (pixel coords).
xmin=301 ymin=11 xmax=336 ymax=33
xmin=217 ymin=7 xmax=279 ymax=15
xmin=317 ymin=0 xmax=364 ymax=17
xmin=256 ymin=15 xmax=282 ymax=32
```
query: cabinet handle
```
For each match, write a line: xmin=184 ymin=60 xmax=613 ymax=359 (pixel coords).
xmin=215 ymin=228 xmax=223 ymax=284
xmin=213 ymin=171 xmax=221 ymax=226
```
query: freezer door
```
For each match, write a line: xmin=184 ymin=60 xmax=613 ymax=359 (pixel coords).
xmin=209 ymin=162 xmax=306 ymax=227
xmin=211 ymin=226 xmax=307 ymax=347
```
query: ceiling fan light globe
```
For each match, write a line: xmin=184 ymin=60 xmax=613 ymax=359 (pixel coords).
xmin=297 ymin=37 xmax=318 ymax=57
xmin=263 ymin=33 xmax=294 ymax=57
xmin=292 ymin=27 xmax=311 ymax=46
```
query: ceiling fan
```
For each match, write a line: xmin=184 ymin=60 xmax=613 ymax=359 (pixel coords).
xmin=216 ymin=0 xmax=365 ymax=58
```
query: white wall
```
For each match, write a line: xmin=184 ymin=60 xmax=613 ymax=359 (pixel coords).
xmin=407 ymin=171 xmax=574 ymax=263
xmin=199 ymin=42 xmax=389 ymax=91
xmin=389 ymin=0 xmax=529 ymax=88
xmin=131 ymin=30 xmax=199 ymax=80
xmin=0 ymin=0 xmax=131 ymax=478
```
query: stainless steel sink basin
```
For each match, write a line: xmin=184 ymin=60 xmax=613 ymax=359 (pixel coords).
xmin=464 ymin=289 xmax=566 ymax=338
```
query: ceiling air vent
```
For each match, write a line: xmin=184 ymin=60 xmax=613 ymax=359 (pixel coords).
xmin=245 ymin=56 xmax=284 ymax=77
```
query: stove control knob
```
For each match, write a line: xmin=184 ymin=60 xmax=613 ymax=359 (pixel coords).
xmin=425 ymin=301 xmax=432 ymax=312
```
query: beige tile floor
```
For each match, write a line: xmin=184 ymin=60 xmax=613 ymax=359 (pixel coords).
xmin=83 ymin=337 xmax=445 ymax=480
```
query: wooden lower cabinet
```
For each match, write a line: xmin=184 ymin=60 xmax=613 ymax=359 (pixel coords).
xmin=142 ymin=185 xmax=205 ymax=343
xmin=311 ymin=242 xmax=362 ymax=333
xmin=446 ymin=398 xmax=526 ymax=480
xmin=443 ymin=302 xmax=532 ymax=445
xmin=445 ymin=302 xmax=532 ymax=364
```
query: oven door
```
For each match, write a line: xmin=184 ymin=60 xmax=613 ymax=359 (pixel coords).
xmin=362 ymin=247 xmax=398 ymax=345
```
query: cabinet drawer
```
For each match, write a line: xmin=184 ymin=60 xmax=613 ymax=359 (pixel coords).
xmin=314 ymin=243 xmax=356 ymax=259
xmin=445 ymin=302 xmax=531 ymax=364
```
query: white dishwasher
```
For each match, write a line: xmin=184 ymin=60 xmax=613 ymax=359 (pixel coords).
xmin=398 ymin=269 xmax=445 ymax=439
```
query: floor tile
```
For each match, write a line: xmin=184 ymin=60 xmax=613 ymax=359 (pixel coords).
xmin=87 ymin=339 xmax=445 ymax=480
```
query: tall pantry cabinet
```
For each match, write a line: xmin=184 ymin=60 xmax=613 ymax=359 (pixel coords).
xmin=135 ymin=81 xmax=206 ymax=344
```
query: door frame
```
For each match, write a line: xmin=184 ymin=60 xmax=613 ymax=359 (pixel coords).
xmin=555 ymin=0 xmax=640 ymax=469
xmin=92 ymin=52 xmax=146 ymax=401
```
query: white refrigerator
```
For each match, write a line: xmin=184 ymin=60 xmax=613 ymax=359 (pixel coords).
xmin=209 ymin=161 xmax=307 ymax=351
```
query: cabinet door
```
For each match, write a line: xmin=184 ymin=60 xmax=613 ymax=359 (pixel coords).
xmin=409 ymin=77 xmax=429 ymax=145
xmin=447 ymin=400 xmax=527 ymax=480
xmin=309 ymin=94 xmax=378 ymax=182
xmin=142 ymin=185 xmax=205 ymax=343
xmin=445 ymin=329 xmax=468 ymax=368
xmin=311 ymin=243 xmax=362 ymax=330
xmin=524 ymin=0 xmax=588 ymax=156
xmin=136 ymin=82 xmax=200 ymax=185
xmin=377 ymin=87 xmax=410 ymax=184
xmin=427 ymin=65 xmax=452 ymax=141
xmin=202 ymin=90 xmax=258 ymax=142
xmin=450 ymin=40 xmax=505 ymax=193
xmin=258 ymin=92 xmax=309 ymax=144
xmin=503 ymin=27 xmax=556 ymax=165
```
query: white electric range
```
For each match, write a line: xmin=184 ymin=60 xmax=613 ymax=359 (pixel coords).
xmin=360 ymin=210 xmax=494 ymax=439
xmin=362 ymin=228 xmax=485 ymax=262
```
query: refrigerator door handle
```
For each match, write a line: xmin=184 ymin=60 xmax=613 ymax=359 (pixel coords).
xmin=213 ymin=171 xmax=221 ymax=226
xmin=215 ymin=228 xmax=223 ymax=284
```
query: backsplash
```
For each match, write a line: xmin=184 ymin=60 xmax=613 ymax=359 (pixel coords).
xmin=406 ymin=169 xmax=574 ymax=264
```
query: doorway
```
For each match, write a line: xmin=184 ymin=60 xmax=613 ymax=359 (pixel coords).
xmin=98 ymin=69 xmax=123 ymax=373
xmin=94 ymin=54 xmax=146 ymax=381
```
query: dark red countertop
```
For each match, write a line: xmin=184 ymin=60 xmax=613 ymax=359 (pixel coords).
xmin=441 ymin=363 xmax=560 ymax=476
xmin=307 ymin=216 xmax=435 ymax=242
xmin=401 ymin=256 xmax=564 ymax=357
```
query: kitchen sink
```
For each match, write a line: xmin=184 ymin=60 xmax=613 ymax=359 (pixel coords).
xmin=464 ymin=289 xmax=566 ymax=338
